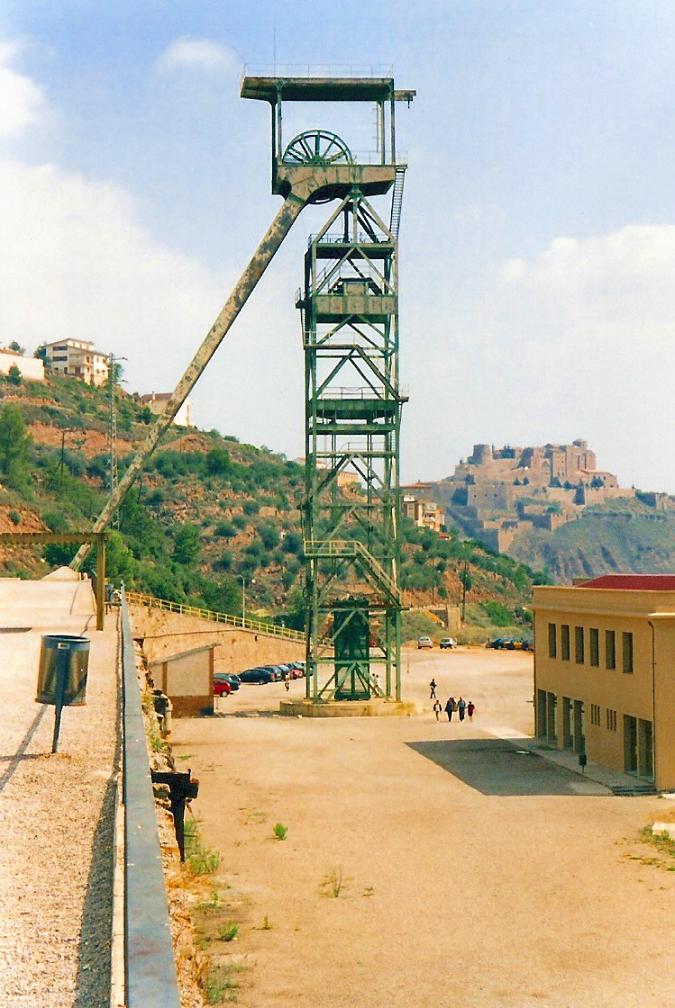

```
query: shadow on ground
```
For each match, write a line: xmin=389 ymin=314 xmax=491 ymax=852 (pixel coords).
xmin=406 ymin=738 xmax=605 ymax=796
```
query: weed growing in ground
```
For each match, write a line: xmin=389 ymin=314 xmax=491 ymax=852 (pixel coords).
xmin=203 ymin=963 xmax=241 ymax=1004
xmin=321 ymin=864 xmax=344 ymax=898
xmin=640 ymin=825 xmax=675 ymax=866
xmin=273 ymin=822 xmax=288 ymax=841
xmin=184 ymin=817 xmax=220 ymax=875
xmin=260 ymin=915 xmax=273 ymax=930
xmin=189 ymin=847 xmax=220 ymax=875
xmin=218 ymin=922 xmax=239 ymax=942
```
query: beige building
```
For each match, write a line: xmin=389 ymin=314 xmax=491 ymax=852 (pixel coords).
xmin=147 ymin=643 xmax=215 ymax=717
xmin=533 ymin=575 xmax=675 ymax=789
xmin=140 ymin=392 xmax=193 ymax=428
xmin=0 ymin=348 xmax=44 ymax=381
xmin=41 ymin=339 xmax=109 ymax=386
xmin=401 ymin=493 xmax=444 ymax=532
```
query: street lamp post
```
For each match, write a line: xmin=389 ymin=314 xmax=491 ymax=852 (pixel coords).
xmin=238 ymin=575 xmax=255 ymax=624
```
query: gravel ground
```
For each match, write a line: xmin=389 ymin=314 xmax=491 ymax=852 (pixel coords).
xmin=0 ymin=578 xmax=119 ymax=1008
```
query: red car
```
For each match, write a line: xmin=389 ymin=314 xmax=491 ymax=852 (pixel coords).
xmin=213 ymin=678 xmax=232 ymax=697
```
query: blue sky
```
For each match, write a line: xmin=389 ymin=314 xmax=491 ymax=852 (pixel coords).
xmin=1 ymin=1 xmax=674 ymax=492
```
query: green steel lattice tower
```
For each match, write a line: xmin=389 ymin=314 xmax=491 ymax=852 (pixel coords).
xmin=298 ymin=131 xmax=410 ymax=702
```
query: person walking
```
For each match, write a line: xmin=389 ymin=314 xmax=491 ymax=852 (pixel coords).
xmin=457 ymin=697 xmax=467 ymax=721
xmin=429 ymin=678 xmax=437 ymax=700
xmin=445 ymin=696 xmax=456 ymax=722
xmin=433 ymin=698 xmax=442 ymax=721
xmin=467 ymin=700 xmax=475 ymax=721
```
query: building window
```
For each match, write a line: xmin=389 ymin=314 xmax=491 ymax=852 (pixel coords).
xmin=590 ymin=703 xmax=601 ymax=726
xmin=561 ymin=624 xmax=570 ymax=661
xmin=589 ymin=628 xmax=599 ymax=667
xmin=575 ymin=626 xmax=585 ymax=664
xmin=548 ymin=623 xmax=557 ymax=659
xmin=606 ymin=709 xmax=617 ymax=731
xmin=622 ymin=632 xmax=634 ymax=674
xmin=605 ymin=630 xmax=616 ymax=670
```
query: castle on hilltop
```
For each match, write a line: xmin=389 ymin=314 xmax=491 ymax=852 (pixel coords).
xmin=433 ymin=439 xmax=636 ymax=552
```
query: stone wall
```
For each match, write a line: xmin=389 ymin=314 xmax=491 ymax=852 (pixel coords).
xmin=129 ymin=605 xmax=304 ymax=674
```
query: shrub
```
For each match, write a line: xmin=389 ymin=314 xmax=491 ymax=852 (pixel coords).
xmin=214 ymin=521 xmax=236 ymax=539
xmin=8 ymin=510 xmax=20 ymax=525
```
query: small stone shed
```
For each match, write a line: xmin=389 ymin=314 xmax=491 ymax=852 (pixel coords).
xmin=147 ymin=643 xmax=215 ymax=717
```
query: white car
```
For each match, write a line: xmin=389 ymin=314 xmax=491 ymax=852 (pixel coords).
xmin=417 ymin=636 xmax=433 ymax=649
xmin=440 ymin=637 xmax=458 ymax=650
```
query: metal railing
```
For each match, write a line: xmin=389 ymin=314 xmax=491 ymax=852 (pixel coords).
xmin=125 ymin=590 xmax=306 ymax=643
xmin=120 ymin=589 xmax=181 ymax=1007
xmin=243 ymin=63 xmax=394 ymax=78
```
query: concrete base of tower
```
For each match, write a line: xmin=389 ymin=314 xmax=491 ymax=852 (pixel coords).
xmin=279 ymin=698 xmax=416 ymax=718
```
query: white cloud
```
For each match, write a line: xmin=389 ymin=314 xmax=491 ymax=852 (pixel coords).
xmin=436 ymin=224 xmax=675 ymax=492
xmin=156 ymin=37 xmax=240 ymax=75
xmin=0 ymin=40 xmax=45 ymax=139
xmin=0 ymin=159 xmax=229 ymax=391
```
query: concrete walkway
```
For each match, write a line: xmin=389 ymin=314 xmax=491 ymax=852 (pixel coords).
xmin=0 ymin=573 xmax=119 ymax=1008
xmin=481 ymin=723 xmax=656 ymax=793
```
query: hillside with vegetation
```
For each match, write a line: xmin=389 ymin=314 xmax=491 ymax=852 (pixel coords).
xmin=0 ymin=368 xmax=544 ymax=639
xmin=507 ymin=497 xmax=675 ymax=582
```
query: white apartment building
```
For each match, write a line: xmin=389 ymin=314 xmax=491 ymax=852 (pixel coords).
xmin=139 ymin=392 xmax=193 ymax=428
xmin=41 ymin=339 xmax=109 ymax=387
xmin=0 ymin=348 xmax=44 ymax=381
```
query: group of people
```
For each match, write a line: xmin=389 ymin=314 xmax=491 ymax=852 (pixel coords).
xmin=429 ymin=680 xmax=475 ymax=722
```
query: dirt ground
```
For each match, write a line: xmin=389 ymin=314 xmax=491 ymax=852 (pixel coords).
xmin=172 ymin=647 xmax=675 ymax=1008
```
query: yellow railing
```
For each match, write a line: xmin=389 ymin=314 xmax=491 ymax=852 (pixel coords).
xmin=125 ymin=590 xmax=306 ymax=643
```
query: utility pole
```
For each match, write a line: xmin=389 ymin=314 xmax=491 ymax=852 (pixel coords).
xmin=108 ymin=354 xmax=127 ymax=529
xmin=461 ymin=560 xmax=469 ymax=623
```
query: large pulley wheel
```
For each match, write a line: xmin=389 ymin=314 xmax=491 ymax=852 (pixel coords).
xmin=281 ymin=129 xmax=353 ymax=166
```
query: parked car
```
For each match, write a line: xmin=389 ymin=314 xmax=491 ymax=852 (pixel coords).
xmin=521 ymin=640 xmax=534 ymax=652
xmin=213 ymin=678 xmax=232 ymax=697
xmin=238 ymin=667 xmax=275 ymax=684
xmin=417 ymin=636 xmax=433 ymax=649
xmin=214 ymin=672 xmax=240 ymax=691
xmin=440 ymin=637 xmax=458 ymax=650
xmin=486 ymin=637 xmax=506 ymax=649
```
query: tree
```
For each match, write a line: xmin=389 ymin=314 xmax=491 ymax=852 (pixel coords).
xmin=8 ymin=341 xmax=25 ymax=355
xmin=0 ymin=404 xmax=31 ymax=487
xmin=6 ymin=365 xmax=22 ymax=385
xmin=172 ymin=523 xmax=201 ymax=565
xmin=205 ymin=447 xmax=230 ymax=475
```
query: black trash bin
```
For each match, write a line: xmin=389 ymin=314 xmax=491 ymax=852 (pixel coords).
xmin=36 ymin=634 xmax=91 ymax=752
xmin=36 ymin=634 xmax=90 ymax=706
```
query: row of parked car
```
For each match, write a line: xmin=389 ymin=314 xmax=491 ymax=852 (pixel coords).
xmin=213 ymin=661 xmax=306 ymax=696
xmin=416 ymin=636 xmax=458 ymax=650
xmin=486 ymin=637 xmax=533 ymax=651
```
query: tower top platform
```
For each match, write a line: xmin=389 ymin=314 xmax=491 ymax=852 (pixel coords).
xmin=241 ymin=76 xmax=415 ymax=105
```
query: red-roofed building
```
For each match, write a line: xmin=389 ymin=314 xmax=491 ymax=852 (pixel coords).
xmin=533 ymin=577 xmax=675 ymax=789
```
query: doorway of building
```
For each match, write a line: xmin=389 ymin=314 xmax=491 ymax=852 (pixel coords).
xmin=638 ymin=719 xmax=654 ymax=780
xmin=624 ymin=715 xmax=638 ymax=774
xmin=546 ymin=692 xmax=557 ymax=745
xmin=536 ymin=689 xmax=547 ymax=738
xmin=562 ymin=697 xmax=573 ymax=749
xmin=573 ymin=699 xmax=585 ymax=754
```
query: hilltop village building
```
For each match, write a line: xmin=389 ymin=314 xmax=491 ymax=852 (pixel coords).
xmin=400 ymin=483 xmax=444 ymax=532
xmin=435 ymin=440 xmax=635 ymax=552
xmin=139 ymin=392 xmax=193 ymax=428
xmin=0 ymin=348 xmax=44 ymax=381
xmin=533 ymin=575 xmax=675 ymax=789
xmin=40 ymin=339 xmax=109 ymax=387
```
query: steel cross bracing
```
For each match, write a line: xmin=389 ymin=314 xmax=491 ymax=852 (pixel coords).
xmin=300 ymin=187 xmax=407 ymax=702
